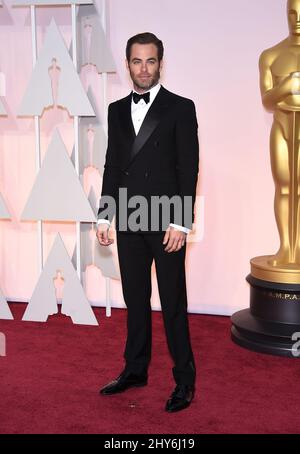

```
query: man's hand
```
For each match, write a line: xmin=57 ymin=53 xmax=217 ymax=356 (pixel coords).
xmin=96 ymin=223 xmax=114 ymax=246
xmin=163 ymin=226 xmax=187 ymax=253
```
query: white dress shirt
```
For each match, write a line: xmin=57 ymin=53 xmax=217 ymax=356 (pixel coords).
xmin=98 ymin=83 xmax=191 ymax=234
xmin=131 ymin=83 xmax=161 ymax=135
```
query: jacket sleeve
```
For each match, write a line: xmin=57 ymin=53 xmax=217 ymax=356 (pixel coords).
xmin=97 ymin=103 xmax=120 ymax=223
xmin=175 ymin=100 xmax=199 ymax=230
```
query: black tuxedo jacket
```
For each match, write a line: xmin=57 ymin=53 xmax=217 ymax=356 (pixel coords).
xmin=97 ymin=86 xmax=199 ymax=233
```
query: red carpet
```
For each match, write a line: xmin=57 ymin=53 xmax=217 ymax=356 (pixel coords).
xmin=0 ymin=303 xmax=300 ymax=434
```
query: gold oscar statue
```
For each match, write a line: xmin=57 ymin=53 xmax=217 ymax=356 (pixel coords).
xmin=232 ymin=0 xmax=300 ymax=357
xmin=252 ymin=0 xmax=300 ymax=284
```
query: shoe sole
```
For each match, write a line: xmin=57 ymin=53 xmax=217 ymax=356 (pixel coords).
xmin=165 ymin=400 xmax=192 ymax=413
xmin=100 ymin=382 xmax=148 ymax=395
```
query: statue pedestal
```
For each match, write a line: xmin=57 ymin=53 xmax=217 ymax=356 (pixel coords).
xmin=231 ymin=258 xmax=300 ymax=357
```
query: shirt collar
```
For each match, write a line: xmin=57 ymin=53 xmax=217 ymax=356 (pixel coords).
xmin=132 ymin=83 xmax=161 ymax=104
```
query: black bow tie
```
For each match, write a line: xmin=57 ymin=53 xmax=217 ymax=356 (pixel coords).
xmin=132 ymin=91 xmax=150 ymax=104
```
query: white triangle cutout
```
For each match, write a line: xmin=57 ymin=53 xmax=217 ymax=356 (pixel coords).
xmin=21 ymin=129 xmax=96 ymax=222
xmin=0 ymin=98 xmax=6 ymax=115
xmin=0 ymin=193 xmax=10 ymax=219
xmin=23 ymin=234 xmax=98 ymax=325
xmin=0 ymin=288 xmax=14 ymax=320
xmin=76 ymin=4 xmax=116 ymax=73
xmin=18 ymin=18 xmax=95 ymax=117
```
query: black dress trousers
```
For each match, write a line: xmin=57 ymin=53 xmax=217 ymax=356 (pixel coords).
xmin=116 ymin=231 xmax=196 ymax=386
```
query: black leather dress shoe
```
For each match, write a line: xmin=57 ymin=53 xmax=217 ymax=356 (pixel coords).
xmin=99 ymin=372 xmax=148 ymax=395
xmin=165 ymin=384 xmax=195 ymax=412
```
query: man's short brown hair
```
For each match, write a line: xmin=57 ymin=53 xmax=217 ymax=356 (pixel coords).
xmin=126 ymin=32 xmax=164 ymax=62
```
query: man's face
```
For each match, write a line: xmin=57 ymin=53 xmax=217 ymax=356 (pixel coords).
xmin=288 ymin=0 xmax=300 ymax=35
xmin=126 ymin=43 xmax=162 ymax=92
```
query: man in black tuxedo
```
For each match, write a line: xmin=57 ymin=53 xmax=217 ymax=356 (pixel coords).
xmin=96 ymin=32 xmax=199 ymax=413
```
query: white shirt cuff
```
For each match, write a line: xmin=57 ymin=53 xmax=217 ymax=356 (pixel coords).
xmin=97 ymin=219 xmax=111 ymax=227
xmin=169 ymin=223 xmax=191 ymax=234
xmin=97 ymin=220 xmax=190 ymax=233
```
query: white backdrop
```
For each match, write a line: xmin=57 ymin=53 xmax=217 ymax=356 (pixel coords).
xmin=0 ymin=0 xmax=289 ymax=315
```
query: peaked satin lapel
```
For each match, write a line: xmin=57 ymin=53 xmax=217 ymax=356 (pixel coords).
xmin=118 ymin=94 xmax=136 ymax=143
xmin=128 ymin=87 xmax=170 ymax=166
